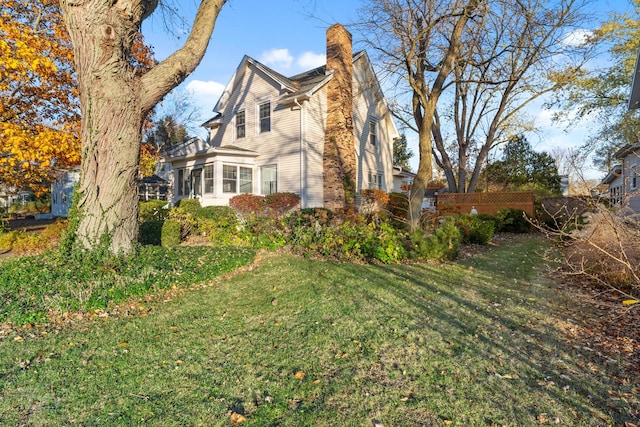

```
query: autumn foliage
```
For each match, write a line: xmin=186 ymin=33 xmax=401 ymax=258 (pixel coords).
xmin=0 ymin=0 xmax=156 ymax=195
xmin=0 ymin=0 xmax=80 ymax=194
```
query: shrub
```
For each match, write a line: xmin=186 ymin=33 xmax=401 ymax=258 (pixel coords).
xmin=197 ymin=206 xmax=237 ymax=223
xmin=168 ymin=207 xmax=197 ymax=240
xmin=244 ymin=215 xmax=288 ymax=250
xmin=287 ymin=215 xmax=407 ymax=263
xmin=264 ymin=192 xmax=300 ymax=215
xmin=229 ymin=194 xmax=265 ymax=216
xmin=287 ymin=208 xmax=333 ymax=228
xmin=0 ymin=231 xmax=18 ymax=252
xmin=176 ymin=198 xmax=202 ymax=217
xmin=495 ymin=208 xmax=531 ymax=233
xmin=139 ymin=200 xmax=170 ymax=222
xmin=139 ymin=220 xmax=164 ymax=245
xmin=455 ymin=214 xmax=495 ymax=245
xmin=0 ymin=218 xmax=9 ymax=234
xmin=161 ymin=220 xmax=182 ymax=248
xmin=410 ymin=221 xmax=461 ymax=261
xmin=386 ymin=192 xmax=409 ymax=226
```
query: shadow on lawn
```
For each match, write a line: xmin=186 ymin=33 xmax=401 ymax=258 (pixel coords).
xmin=354 ymin=241 xmax=637 ymax=425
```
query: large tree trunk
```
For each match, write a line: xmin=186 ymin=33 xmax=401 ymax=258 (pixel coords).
xmin=60 ymin=0 xmax=226 ymax=254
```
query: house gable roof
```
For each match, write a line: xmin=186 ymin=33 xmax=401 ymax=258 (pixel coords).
xmin=614 ymin=142 xmax=640 ymax=159
xmin=204 ymin=50 xmax=396 ymax=121
xmin=602 ymin=164 xmax=623 ymax=185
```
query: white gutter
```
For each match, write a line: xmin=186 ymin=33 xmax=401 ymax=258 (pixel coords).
xmin=294 ymin=98 xmax=305 ymax=207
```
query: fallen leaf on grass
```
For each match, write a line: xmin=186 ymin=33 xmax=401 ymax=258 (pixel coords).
xmin=294 ymin=370 xmax=305 ymax=380
xmin=230 ymin=412 xmax=246 ymax=424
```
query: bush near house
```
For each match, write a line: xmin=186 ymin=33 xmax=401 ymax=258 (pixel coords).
xmin=139 ymin=200 xmax=170 ymax=222
xmin=455 ymin=214 xmax=496 ymax=245
xmin=495 ymin=208 xmax=532 ymax=233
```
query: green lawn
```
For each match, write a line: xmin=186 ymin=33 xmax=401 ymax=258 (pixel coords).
xmin=0 ymin=237 xmax=636 ymax=426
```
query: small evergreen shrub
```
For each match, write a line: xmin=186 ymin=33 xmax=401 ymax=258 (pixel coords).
xmin=495 ymin=208 xmax=531 ymax=233
xmin=161 ymin=220 xmax=182 ymax=248
xmin=410 ymin=221 xmax=461 ymax=261
xmin=139 ymin=220 xmax=164 ymax=245
xmin=176 ymin=198 xmax=201 ymax=217
xmin=455 ymin=214 xmax=495 ymax=245
xmin=197 ymin=206 xmax=237 ymax=223
xmin=168 ymin=207 xmax=197 ymax=240
xmin=139 ymin=200 xmax=169 ymax=222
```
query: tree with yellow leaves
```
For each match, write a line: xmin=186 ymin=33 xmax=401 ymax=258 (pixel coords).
xmin=552 ymin=0 xmax=640 ymax=172
xmin=0 ymin=0 xmax=80 ymax=195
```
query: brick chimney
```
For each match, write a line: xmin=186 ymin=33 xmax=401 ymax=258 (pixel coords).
xmin=323 ymin=24 xmax=357 ymax=211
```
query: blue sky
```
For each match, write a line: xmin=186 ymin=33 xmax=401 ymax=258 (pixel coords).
xmin=142 ymin=0 xmax=634 ymax=179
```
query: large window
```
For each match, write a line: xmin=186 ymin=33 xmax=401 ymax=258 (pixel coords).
xmin=177 ymin=168 xmax=189 ymax=196
xmin=632 ymin=164 xmax=637 ymax=189
xmin=239 ymin=167 xmax=253 ymax=193
xmin=191 ymin=169 xmax=202 ymax=197
xmin=204 ymin=164 xmax=214 ymax=194
xmin=369 ymin=119 xmax=377 ymax=146
xmin=223 ymin=165 xmax=237 ymax=193
xmin=223 ymin=165 xmax=253 ymax=194
xmin=259 ymin=101 xmax=271 ymax=133
xmin=235 ymin=110 xmax=245 ymax=139
xmin=260 ymin=165 xmax=277 ymax=195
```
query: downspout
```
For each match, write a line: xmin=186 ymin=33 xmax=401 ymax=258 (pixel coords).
xmin=294 ymin=98 xmax=305 ymax=208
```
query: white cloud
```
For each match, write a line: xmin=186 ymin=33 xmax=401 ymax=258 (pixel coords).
xmin=184 ymin=80 xmax=225 ymax=113
xmin=297 ymin=51 xmax=326 ymax=69
xmin=259 ymin=48 xmax=294 ymax=69
xmin=562 ymin=29 xmax=593 ymax=47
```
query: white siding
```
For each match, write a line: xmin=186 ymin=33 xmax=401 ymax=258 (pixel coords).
xmin=212 ymin=63 xmax=303 ymax=199
xmin=352 ymin=55 xmax=397 ymax=199
xmin=303 ymin=86 xmax=328 ymax=208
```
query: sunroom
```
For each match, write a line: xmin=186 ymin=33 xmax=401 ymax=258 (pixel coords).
xmin=165 ymin=145 xmax=268 ymax=207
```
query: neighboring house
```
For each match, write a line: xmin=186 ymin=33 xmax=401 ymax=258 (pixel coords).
xmin=602 ymin=143 xmax=640 ymax=212
xmin=165 ymin=24 xmax=399 ymax=209
xmin=392 ymin=166 xmax=415 ymax=194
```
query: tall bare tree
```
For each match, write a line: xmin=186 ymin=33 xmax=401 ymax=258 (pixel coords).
xmin=357 ymin=0 xmax=484 ymax=229
xmin=59 ymin=0 xmax=227 ymax=254
xmin=435 ymin=0 xmax=589 ymax=193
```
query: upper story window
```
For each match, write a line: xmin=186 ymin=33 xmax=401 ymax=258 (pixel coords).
xmin=369 ymin=119 xmax=378 ymax=146
xmin=259 ymin=101 xmax=271 ymax=133
xmin=235 ymin=110 xmax=245 ymax=139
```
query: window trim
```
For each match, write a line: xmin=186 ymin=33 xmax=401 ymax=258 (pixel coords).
xmin=258 ymin=101 xmax=271 ymax=134
xmin=223 ymin=164 xmax=254 ymax=194
xmin=235 ymin=110 xmax=246 ymax=139
xmin=369 ymin=118 xmax=378 ymax=147
xmin=204 ymin=164 xmax=214 ymax=194
xmin=260 ymin=164 xmax=278 ymax=195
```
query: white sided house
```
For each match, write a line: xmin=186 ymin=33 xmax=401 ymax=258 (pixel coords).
xmin=165 ymin=24 xmax=399 ymax=209
xmin=602 ymin=143 xmax=640 ymax=213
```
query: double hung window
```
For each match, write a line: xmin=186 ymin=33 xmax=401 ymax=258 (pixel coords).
xmin=259 ymin=101 xmax=271 ymax=133
xmin=223 ymin=164 xmax=253 ymax=194
xmin=235 ymin=110 xmax=245 ymax=139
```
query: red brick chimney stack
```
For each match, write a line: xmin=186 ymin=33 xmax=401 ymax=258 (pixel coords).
xmin=323 ymin=24 xmax=357 ymax=211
